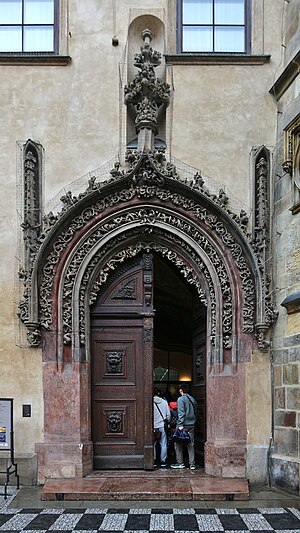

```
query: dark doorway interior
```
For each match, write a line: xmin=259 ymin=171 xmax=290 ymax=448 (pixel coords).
xmin=153 ymin=254 xmax=194 ymax=398
xmin=153 ymin=254 xmax=206 ymax=466
xmin=90 ymin=252 xmax=206 ymax=469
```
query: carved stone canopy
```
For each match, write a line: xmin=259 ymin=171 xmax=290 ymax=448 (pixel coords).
xmin=124 ymin=29 xmax=170 ymax=151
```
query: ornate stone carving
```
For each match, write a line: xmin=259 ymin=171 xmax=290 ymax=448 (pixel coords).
xmin=251 ymin=146 xmax=277 ymax=337
xmin=21 ymin=161 xmax=258 ymax=353
xmin=26 ymin=323 xmax=41 ymax=348
xmin=124 ymin=29 xmax=170 ymax=149
xmin=18 ymin=38 xmax=270 ymax=357
xmin=77 ymin=229 xmax=218 ymax=347
xmin=18 ymin=140 xmax=43 ymax=346
xmin=282 ymin=159 xmax=292 ymax=176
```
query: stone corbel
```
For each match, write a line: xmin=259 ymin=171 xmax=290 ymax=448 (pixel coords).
xmin=255 ymin=323 xmax=270 ymax=352
xmin=26 ymin=322 xmax=42 ymax=348
xmin=282 ymin=159 xmax=293 ymax=175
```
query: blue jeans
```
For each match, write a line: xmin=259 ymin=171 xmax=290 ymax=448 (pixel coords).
xmin=154 ymin=427 xmax=167 ymax=462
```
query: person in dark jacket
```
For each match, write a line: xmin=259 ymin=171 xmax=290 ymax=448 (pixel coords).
xmin=170 ymin=384 xmax=197 ymax=469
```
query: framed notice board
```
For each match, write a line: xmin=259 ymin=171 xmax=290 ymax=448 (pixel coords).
xmin=0 ymin=398 xmax=13 ymax=451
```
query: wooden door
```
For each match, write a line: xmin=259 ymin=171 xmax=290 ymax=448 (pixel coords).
xmin=91 ymin=254 xmax=154 ymax=469
xmin=191 ymin=301 xmax=206 ymax=467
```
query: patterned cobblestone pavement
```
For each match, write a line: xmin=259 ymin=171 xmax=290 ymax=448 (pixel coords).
xmin=1 ymin=489 xmax=300 ymax=532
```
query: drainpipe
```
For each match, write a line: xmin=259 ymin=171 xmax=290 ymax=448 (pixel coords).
xmin=267 ymin=337 xmax=275 ymax=487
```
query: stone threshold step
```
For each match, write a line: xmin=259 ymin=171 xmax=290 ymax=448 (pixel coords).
xmin=41 ymin=472 xmax=249 ymax=501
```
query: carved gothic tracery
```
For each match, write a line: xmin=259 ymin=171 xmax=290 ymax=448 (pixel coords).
xmin=18 ymin=140 xmax=43 ymax=346
xmin=17 ymin=34 xmax=276 ymax=363
xmin=251 ymin=146 xmax=278 ymax=350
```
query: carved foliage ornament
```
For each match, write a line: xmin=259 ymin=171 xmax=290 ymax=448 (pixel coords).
xmin=63 ymin=212 xmax=233 ymax=347
xmin=34 ymin=181 xmax=254 ymax=349
xmin=124 ymin=29 xmax=170 ymax=135
xmin=18 ymin=151 xmax=253 ymax=340
xmin=19 ymin=152 xmax=263 ymax=347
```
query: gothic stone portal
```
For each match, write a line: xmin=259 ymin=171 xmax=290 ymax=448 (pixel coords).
xmin=33 ymin=151 xmax=264 ymax=481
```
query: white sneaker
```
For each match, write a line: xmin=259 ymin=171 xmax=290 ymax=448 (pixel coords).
xmin=170 ymin=463 xmax=185 ymax=469
xmin=190 ymin=465 xmax=196 ymax=470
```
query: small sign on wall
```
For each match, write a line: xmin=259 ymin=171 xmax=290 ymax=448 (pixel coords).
xmin=0 ymin=398 xmax=13 ymax=451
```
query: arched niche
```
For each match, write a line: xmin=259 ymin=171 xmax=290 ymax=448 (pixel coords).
xmin=126 ymin=16 xmax=167 ymax=148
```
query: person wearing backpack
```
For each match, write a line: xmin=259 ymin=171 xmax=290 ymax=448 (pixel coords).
xmin=170 ymin=384 xmax=197 ymax=470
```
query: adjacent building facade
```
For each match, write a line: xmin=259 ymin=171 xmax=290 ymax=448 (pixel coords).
xmin=0 ymin=0 xmax=299 ymax=493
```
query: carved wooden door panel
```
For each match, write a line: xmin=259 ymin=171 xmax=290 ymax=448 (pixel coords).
xmin=91 ymin=254 xmax=153 ymax=469
xmin=192 ymin=304 xmax=206 ymax=468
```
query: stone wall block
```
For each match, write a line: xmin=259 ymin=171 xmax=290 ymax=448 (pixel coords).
xmin=274 ymin=365 xmax=282 ymax=386
xmin=274 ymin=428 xmax=298 ymax=456
xmin=271 ymin=456 xmax=299 ymax=493
xmin=275 ymin=410 xmax=296 ymax=427
xmin=246 ymin=445 xmax=269 ymax=484
xmin=273 ymin=349 xmax=290 ymax=364
xmin=288 ymin=347 xmax=300 ymax=363
xmin=286 ymin=387 xmax=300 ymax=410
xmin=283 ymin=364 xmax=299 ymax=385
xmin=275 ymin=387 xmax=286 ymax=409
xmin=284 ymin=334 xmax=300 ymax=347
xmin=288 ymin=271 xmax=300 ymax=286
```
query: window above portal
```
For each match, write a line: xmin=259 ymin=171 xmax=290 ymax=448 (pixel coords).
xmin=0 ymin=0 xmax=58 ymax=53
xmin=178 ymin=0 xmax=250 ymax=54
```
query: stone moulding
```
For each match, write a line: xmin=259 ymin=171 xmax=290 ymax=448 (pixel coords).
xmin=18 ymin=150 xmax=275 ymax=363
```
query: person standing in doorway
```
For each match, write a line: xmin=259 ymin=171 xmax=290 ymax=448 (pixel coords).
xmin=170 ymin=384 xmax=197 ymax=469
xmin=153 ymin=388 xmax=171 ymax=467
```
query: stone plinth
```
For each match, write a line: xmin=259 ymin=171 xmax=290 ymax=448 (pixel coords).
xmin=36 ymin=441 xmax=93 ymax=484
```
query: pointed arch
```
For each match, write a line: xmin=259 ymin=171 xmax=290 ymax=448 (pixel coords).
xmin=25 ymin=152 xmax=277 ymax=481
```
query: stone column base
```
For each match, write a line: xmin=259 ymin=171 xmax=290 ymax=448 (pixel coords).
xmin=36 ymin=441 xmax=93 ymax=484
xmin=246 ymin=444 xmax=269 ymax=484
xmin=205 ymin=440 xmax=246 ymax=478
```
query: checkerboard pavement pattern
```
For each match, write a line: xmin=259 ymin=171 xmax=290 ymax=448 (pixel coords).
xmin=1 ymin=503 xmax=300 ymax=532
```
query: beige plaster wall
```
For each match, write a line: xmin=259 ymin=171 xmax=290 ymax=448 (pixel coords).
xmin=170 ymin=63 xmax=277 ymax=206
xmin=0 ymin=0 xmax=285 ymax=476
xmin=246 ymin=352 xmax=271 ymax=445
xmin=0 ymin=284 xmax=43 ymax=456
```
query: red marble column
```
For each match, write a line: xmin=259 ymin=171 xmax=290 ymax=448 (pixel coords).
xmin=36 ymin=358 xmax=93 ymax=483
xmin=205 ymin=365 xmax=247 ymax=478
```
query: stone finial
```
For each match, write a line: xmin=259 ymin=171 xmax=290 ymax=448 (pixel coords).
xmin=124 ymin=29 xmax=170 ymax=151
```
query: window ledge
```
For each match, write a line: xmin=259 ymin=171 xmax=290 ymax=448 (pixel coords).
xmin=290 ymin=202 xmax=300 ymax=215
xmin=165 ymin=53 xmax=271 ymax=66
xmin=0 ymin=54 xmax=71 ymax=66
xmin=269 ymin=50 xmax=300 ymax=101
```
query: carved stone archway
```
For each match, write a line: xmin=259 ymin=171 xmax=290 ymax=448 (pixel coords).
xmin=17 ymin=148 xmax=277 ymax=482
xmin=17 ymin=30 xmax=276 ymax=482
